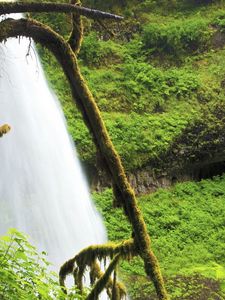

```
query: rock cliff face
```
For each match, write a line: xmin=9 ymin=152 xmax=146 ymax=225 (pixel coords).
xmin=212 ymin=28 xmax=225 ymax=49
xmin=127 ymin=160 xmax=225 ymax=194
xmin=88 ymin=101 xmax=225 ymax=195
xmin=90 ymin=159 xmax=225 ymax=195
xmin=127 ymin=169 xmax=190 ymax=194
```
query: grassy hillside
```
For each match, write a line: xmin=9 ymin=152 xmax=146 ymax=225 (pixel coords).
xmin=33 ymin=0 xmax=225 ymax=173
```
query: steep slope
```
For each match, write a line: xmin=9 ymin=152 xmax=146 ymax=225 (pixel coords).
xmin=32 ymin=0 xmax=225 ymax=191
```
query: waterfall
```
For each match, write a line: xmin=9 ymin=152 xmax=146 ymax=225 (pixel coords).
xmin=0 ymin=16 xmax=107 ymax=268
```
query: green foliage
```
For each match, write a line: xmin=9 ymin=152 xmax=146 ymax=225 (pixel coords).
xmin=138 ymin=0 xmax=222 ymax=12
xmin=0 ymin=229 xmax=86 ymax=299
xmin=93 ymin=175 xmax=225 ymax=299
xmin=33 ymin=0 xmax=225 ymax=174
xmin=79 ymin=32 xmax=102 ymax=65
xmin=80 ymin=33 xmax=125 ymax=66
xmin=84 ymin=0 xmax=222 ymax=13
xmin=37 ymin=42 xmax=201 ymax=170
xmin=93 ymin=189 xmax=131 ymax=241
xmin=120 ymin=62 xmax=201 ymax=109
xmin=83 ymin=56 xmax=202 ymax=114
xmin=0 ymin=229 xmax=84 ymax=299
xmin=212 ymin=10 xmax=225 ymax=28
xmin=103 ymin=108 xmax=197 ymax=170
xmin=143 ymin=18 xmax=212 ymax=56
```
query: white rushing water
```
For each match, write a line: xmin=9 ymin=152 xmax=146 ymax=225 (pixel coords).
xmin=0 ymin=16 xmax=107 ymax=269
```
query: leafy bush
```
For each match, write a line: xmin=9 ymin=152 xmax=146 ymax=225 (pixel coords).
xmin=122 ymin=62 xmax=200 ymax=99
xmin=0 ymin=229 xmax=61 ymax=299
xmin=143 ymin=19 xmax=212 ymax=56
xmin=79 ymin=33 xmax=125 ymax=66
xmin=212 ymin=10 xmax=225 ymax=28
xmin=0 ymin=229 xmax=84 ymax=300
xmin=139 ymin=0 xmax=220 ymax=12
xmin=79 ymin=32 xmax=102 ymax=65
xmin=83 ymin=58 xmax=201 ymax=114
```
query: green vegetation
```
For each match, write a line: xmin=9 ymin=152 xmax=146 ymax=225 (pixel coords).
xmin=93 ymin=175 xmax=225 ymax=299
xmin=33 ymin=0 xmax=225 ymax=172
xmin=143 ymin=18 xmax=212 ymax=56
xmin=0 ymin=229 xmax=84 ymax=299
xmin=9 ymin=0 xmax=225 ymax=298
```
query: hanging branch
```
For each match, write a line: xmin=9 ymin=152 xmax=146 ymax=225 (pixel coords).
xmin=0 ymin=2 xmax=123 ymax=20
xmin=89 ymin=260 xmax=126 ymax=299
xmin=59 ymin=239 xmax=136 ymax=291
xmin=0 ymin=124 xmax=11 ymax=137
xmin=86 ymin=254 xmax=121 ymax=300
xmin=59 ymin=240 xmax=133 ymax=298
xmin=67 ymin=0 xmax=83 ymax=54
xmin=0 ymin=17 xmax=169 ymax=300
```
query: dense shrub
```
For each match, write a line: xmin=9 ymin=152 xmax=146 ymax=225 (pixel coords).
xmin=122 ymin=62 xmax=200 ymax=98
xmin=0 ymin=229 xmax=73 ymax=299
xmin=0 ymin=229 xmax=85 ymax=299
xmin=140 ymin=0 xmax=220 ymax=11
xmin=79 ymin=32 xmax=125 ymax=66
xmin=143 ymin=19 xmax=212 ymax=56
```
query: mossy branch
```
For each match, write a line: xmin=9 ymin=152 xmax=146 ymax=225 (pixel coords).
xmin=0 ymin=2 xmax=123 ymax=21
xmin=0 ymin=17 xmax=169 ymax=300
xmin=0 ymin=124 xmax=11 ymax=137
xmin=86 ymin=254 xmax=121 ymax=300
xmin=59 ymin=239 xmax=136 ymax=289
xmin=59 ymin=240 xmax=132 ymax=297
xmin=68 ymin=0 xmax=83 ymax=54
xmin=89 ymin=260 xmax=126 ymax=299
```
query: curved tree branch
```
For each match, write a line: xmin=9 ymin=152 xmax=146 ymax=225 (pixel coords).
xmin=0 ymin=17 xmax=168 ymax=300
xmin=0 ymin=2 xmax=123 ymax=20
